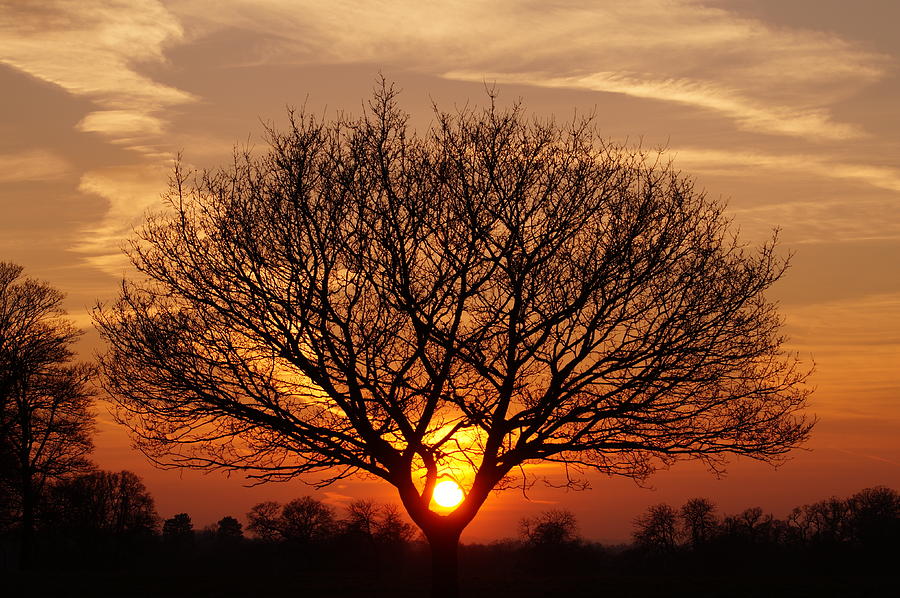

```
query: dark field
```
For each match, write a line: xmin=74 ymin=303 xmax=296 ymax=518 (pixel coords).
xmin=4 ymin=487 xmax=898 ymax=598
xmin=6 ymin=569 xmax=894 ymax=598
xmin=5 ymin=537 xmax=896 ymax=598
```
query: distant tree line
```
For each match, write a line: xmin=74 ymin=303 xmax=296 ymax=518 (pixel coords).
xmin=628 ymin=486 xmax=900 ymax=573
xmin=3 ymin=466 xmax=898 ymax=580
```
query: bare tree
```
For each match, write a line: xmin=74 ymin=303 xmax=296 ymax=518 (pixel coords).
xmin=374 ymin=503 xmax=415 ymax=545
xmin=721 ymin=506 xmax=778 ymax=546
xmin=344 ymin=499 xmax=381 ymax=539
xmin=847 ymin=486 xmax=900 ymax=550
xmin=280 ymin=496 xmax=336 ymax=544
xmin=94 ymin=82 xmax=813 ymax=597
xmin=520 ymin=509 xmax=579 ymax=547
xmin=246 ymin=501 xmax=282 ymax=542
xmin=0 ymin=262 xmax=95 ymax=568
xmin=633 ymin=503 xmax=679 ymax=552
xmin=46 ymin=469 xmax=159 ymax=538
xmin=345 ymin=500 xmax=414 ymax=545
xmin=787 ymin=487 xmax=900 ymax=550
xmin=680 ymin=497 xmax=718 ymax=548
xmin=245 ymin=496 xmax=336 ymax=544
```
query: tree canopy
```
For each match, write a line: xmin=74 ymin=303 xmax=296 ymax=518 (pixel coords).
xmin=0 ymin=261 xmax=95 ymax=568
xmin=95 ymin=82 xmax=812 ymax=597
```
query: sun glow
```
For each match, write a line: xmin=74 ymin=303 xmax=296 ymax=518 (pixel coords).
xmin=432 ymin=479 xmax=464 ymax=508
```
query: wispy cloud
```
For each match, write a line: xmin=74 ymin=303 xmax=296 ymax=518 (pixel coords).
xmin=452 ymin=71 xmax=864 ymax=140
xmin=0 ymin=0 xmax=194 ymax=150
xmin=3 ymin=0 xmax=891 ymax=275
xmin=174 ymin=0 xmax=887 ymax=141
xmin=669 ymin=148 xmax=900 ymax=244
xmin=0 ymin=149 xmax=71 ymax=183
xmin=785 ymin=293 xmax=900 ymax=348
xmin=672 ymin=149 xmax=900 ymax=194
xmin=75 ymin=163 xmax=170 ymax=274
xmin=731 ymin=198 xmax=900 ymax=245
xmin=826 ymin=448 xmax=900 ymax=468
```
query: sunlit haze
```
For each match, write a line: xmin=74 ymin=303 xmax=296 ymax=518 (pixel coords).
xmin=1 ymin=0 xmax=898 ymax=544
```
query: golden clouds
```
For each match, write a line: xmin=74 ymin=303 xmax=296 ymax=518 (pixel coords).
xmin=77 ymin=110 xmax=165 ymax=140
xmin=673 ymin=149 xmax=900 ymax=195
xmin=170 ymin=0 xmax=886 ymax=140
xmin=0 ymin=0 xmax=194 ymax=149
xmin=75 ymin=163 xmax=169 ymax=273
xmin=0 ymin=150 xmax=71 ymax=183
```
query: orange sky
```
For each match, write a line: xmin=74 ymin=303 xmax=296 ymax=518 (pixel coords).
xmin=1 ymin=0 xmax=898 ymax=543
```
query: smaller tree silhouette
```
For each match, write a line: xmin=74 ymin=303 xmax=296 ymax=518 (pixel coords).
xmin=847 ymin=486 xmax=900 ymax=551
xmin=789 ymin=496 xmax=851 ymax=545
xmin=0 ymin=262 xmax=95 ymax=569
xmin=680 ymin=498 xmax=718 ymax=548
xmin=246 ymin=496 xmax=336 ymax=545
xmin=162 ymin=512 xmax=194 ymax=548
xmin=280 ymin=497 xmax=336 ymax=544
xmin=520 ymin=509 xmax=580 ymax=548
xmin=47 ymin=470 xmax=158 ymax=538
xmin=216 ymin=515 xmax=243 ymax=542
xmin=373 ymin=503 xmax=415 ymax=545
xmin=721 ymin=506 xmax=778 ymax=546
xmin=246 ymin=501 xmax=281 ymax=542
xmin=633 ymin=504 xmax=678 ymax=552
xmin=344 ymin=500 xmax=380 ymax=539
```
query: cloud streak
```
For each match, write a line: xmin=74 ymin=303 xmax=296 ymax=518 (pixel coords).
xmin=672 ymin=148 xmax=900 ymax=194
xmin=174 ymin=0 xmax=887 ymax=141
xmin=0 ymin=0 xmax=194 ymax=149
xmin=75 ymin=163 xmax=170 ymax=275
xmin=451 ymin=71 xmax=864 ymax=140
xmin=6 ymin=0 xmax=882 ymax=145
xmin=0 ymin=149 xmax=71 ymax=183
xmin=669 ymin=148 xmax=900 ymax=244
xmin=2 ymin=1 xmax=892 ymax=275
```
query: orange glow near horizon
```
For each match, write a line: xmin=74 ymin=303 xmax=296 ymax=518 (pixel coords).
xmin=432 ymin=479 xmax=465 ymax=509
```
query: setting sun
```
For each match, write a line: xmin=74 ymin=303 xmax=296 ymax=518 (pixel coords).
xmin=433 ymin=480 xmax=464 ymax=508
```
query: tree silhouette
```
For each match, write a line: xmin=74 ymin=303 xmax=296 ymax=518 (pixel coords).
xmin=374 ymin=503 xmax=415 ymax=545
xmin=344 ymin=499 xmax=381 ymax=540
xmin=94 ymin=81 xmax=813 ymax=597
xmin=246 ymin=496 xmax=336 ymax=545
xmin=280 ymin=496 xmax=336 ymax=545
xmin=246 ymin=501 xmax=282 ymax=542
xmin=680 ymin=497 xmax=718 ymax=548
xmin=520 ymin=509 xmax=579 ymax=547
xmin=46 ymin=469 xmax=159 ymax=538
xmin=162 ymin=512 xmax=194 ymax=548
xmin=216 ymin=515 xmax=243 ymax=542
xmin=0 ymin=262 xmax=95 ymax=569
xmin=788 ymin=486 xmax=900 ymax=553
xmin=633 ymin=503 xmax=679 ymax=552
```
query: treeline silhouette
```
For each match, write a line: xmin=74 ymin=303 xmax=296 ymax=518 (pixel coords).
xmin=2 ymin=469 xmax=897 ymax=596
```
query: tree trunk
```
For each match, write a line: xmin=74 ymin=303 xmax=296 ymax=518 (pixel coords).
xmin=427 ymin=528 xmax=462 ymax=598
xmin=20 ymin=482 xmax=34 ymax=570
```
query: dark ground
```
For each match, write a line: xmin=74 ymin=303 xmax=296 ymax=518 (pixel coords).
xmin=6 ymin=569 xmax=895 ymax=598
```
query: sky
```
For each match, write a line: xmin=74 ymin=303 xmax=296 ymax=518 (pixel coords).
xmin=1 ymin=0 xmax=898 ymax=543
